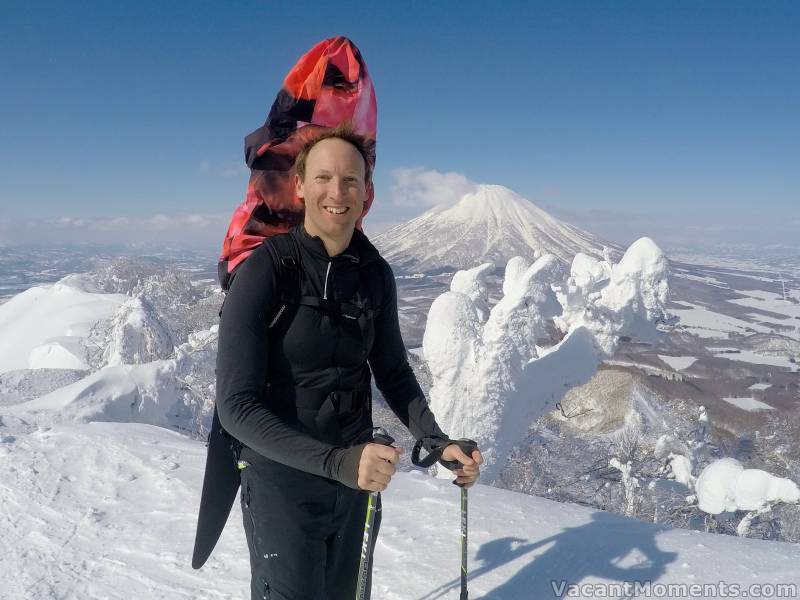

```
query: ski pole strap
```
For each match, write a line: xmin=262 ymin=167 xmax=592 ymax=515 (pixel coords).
xmin=371 ymin=426 xmax=395 ymax=447
xmin=411 ymin=436 xmax=478 ymax=470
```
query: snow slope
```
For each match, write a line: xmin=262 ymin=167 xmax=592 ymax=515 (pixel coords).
xmin=374 ymin=184 xmax=618 ymax=272
xmin=1 ymin=419 xmax=799 ymax=600
xmin=0 ymin=280 xmax=127 ymax=373
xmin=4 ymin=359 xmax=189 ymax=427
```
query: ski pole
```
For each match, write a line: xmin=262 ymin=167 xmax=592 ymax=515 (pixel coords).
xmin=355 ymin=427 xmax=395 ymax=600
xmin=452 ymin=439 xmax=478 ymax=600
xmin=410 ymin=436 xmax=479 ymax=600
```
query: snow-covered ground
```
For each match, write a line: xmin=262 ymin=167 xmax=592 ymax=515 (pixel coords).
xmin=2 ymin=232 xmax=800 ymax=598
xmin=669 ymin=301 xmax=774 ymax=339
xmin=657 ymin=355 xmax=697 ymax=371
xmin=721 ymin=396 xmax=775 ymax=412
xmin=666 ymin=282 xmax=800 ymax=374
xmin=0 ymin=281 xmax=127 ymax=373
xmin=714 ymin=350 xmax=797 ymax=370
xmin=748 ymin=383 xmax=773 ymax=391
xmin=728 ymin=290 xmax=800 ymax=318
xmin=2 ymin=418 xmax=799 ymax=600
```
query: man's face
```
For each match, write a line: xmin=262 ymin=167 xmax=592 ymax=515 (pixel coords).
xmin=296 ymin=137 xmax=367 ymax=243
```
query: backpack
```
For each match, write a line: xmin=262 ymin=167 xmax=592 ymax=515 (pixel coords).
xmin=218 ymin=36 xmax=377 ymax=289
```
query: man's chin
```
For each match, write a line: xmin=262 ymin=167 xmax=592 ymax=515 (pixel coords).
xmin=319 ymin=224 xmax=356 ymax=238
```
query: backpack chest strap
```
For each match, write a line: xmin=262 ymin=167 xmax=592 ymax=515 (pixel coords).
xmin=283 ymin=294 xmax=381 ymax=320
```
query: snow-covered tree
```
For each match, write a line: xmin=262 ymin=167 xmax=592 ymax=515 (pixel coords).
xmin=694 ymin=457 xmax=800 ymax=537
xmin=104 ymin=296 xmax=174 ymax=366
xmin=423 ymin=237 xmax=669 ymax=482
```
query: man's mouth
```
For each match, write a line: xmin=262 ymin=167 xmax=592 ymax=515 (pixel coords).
xmin=324 ymin=206 xmax=349 ymax=215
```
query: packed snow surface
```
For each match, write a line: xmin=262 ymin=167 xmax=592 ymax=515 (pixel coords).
xmin=2 ymin=419 xmax=800 ymax=600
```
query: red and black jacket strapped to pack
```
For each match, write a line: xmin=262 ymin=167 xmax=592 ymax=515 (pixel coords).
xmin=218 ymin=36 xmax=377 ymax=290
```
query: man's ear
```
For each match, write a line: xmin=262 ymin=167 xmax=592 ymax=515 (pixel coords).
xmin=364 ymin=180 xmax=374 ymax=213
xmin=294 ymin=173 xmax=304 ymax=201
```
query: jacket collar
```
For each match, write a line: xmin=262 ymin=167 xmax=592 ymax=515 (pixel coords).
xmin=291 ymin=224 xmax=381 ymax=266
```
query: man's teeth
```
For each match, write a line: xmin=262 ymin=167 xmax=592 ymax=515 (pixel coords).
xmin=325 ymin=207 xmax=349 ymax=214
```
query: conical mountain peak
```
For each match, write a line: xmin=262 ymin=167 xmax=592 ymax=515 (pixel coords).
xmin=373 ymin=183 xmax=617 ymax=272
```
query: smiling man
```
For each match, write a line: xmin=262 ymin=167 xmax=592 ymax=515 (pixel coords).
xmin=214 ymin=123 xmax=483 ymax=599
xmin=294 ymin=131 xmax=373 ymax=257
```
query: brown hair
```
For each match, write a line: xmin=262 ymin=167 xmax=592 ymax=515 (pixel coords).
xmin=294 ymin=122 xmax=375 ymax=183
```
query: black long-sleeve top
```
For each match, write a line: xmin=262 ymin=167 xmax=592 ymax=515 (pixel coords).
xmin=215 ymin=224 xmax=448 ymax=488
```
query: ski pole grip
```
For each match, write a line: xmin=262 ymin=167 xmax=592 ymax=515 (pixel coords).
xmin=372 ymin=431 xmax=395 ymax=447
xmin=452 ymin=438 xmax=479 ymax=489
xmin=455 ymin=438 xmax=478 ymax=466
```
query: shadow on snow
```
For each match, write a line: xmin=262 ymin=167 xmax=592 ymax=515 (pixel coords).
xmin=419 ymin=511 xmax=678 ymax=600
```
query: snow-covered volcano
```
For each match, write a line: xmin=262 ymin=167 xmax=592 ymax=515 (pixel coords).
xmin=373 ymin=184 xmax=619 ymax=272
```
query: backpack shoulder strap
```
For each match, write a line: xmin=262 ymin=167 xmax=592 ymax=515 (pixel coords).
xmin=260 ymin=233 xmax=302 ymax=329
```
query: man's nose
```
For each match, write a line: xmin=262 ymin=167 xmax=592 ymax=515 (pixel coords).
xmin=327 ymin=178 xmax=345 ymax=200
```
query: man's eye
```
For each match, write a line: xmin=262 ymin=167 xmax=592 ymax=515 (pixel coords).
xmin=315 ymin=175 xmax=330 ymax=181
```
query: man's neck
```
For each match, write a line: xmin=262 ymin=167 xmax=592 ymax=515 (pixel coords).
xmin=302 ymin=223 xmax=353 ymax=257
xmin=321 ymin=237 xmax=348 ymax=257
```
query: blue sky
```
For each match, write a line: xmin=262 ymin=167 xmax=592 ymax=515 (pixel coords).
xmin=1 ymin=1 xmax=798 ymax=250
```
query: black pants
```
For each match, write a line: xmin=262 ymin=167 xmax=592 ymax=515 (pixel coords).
xmin=239 ymin=448 xmax=381 ymax=599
